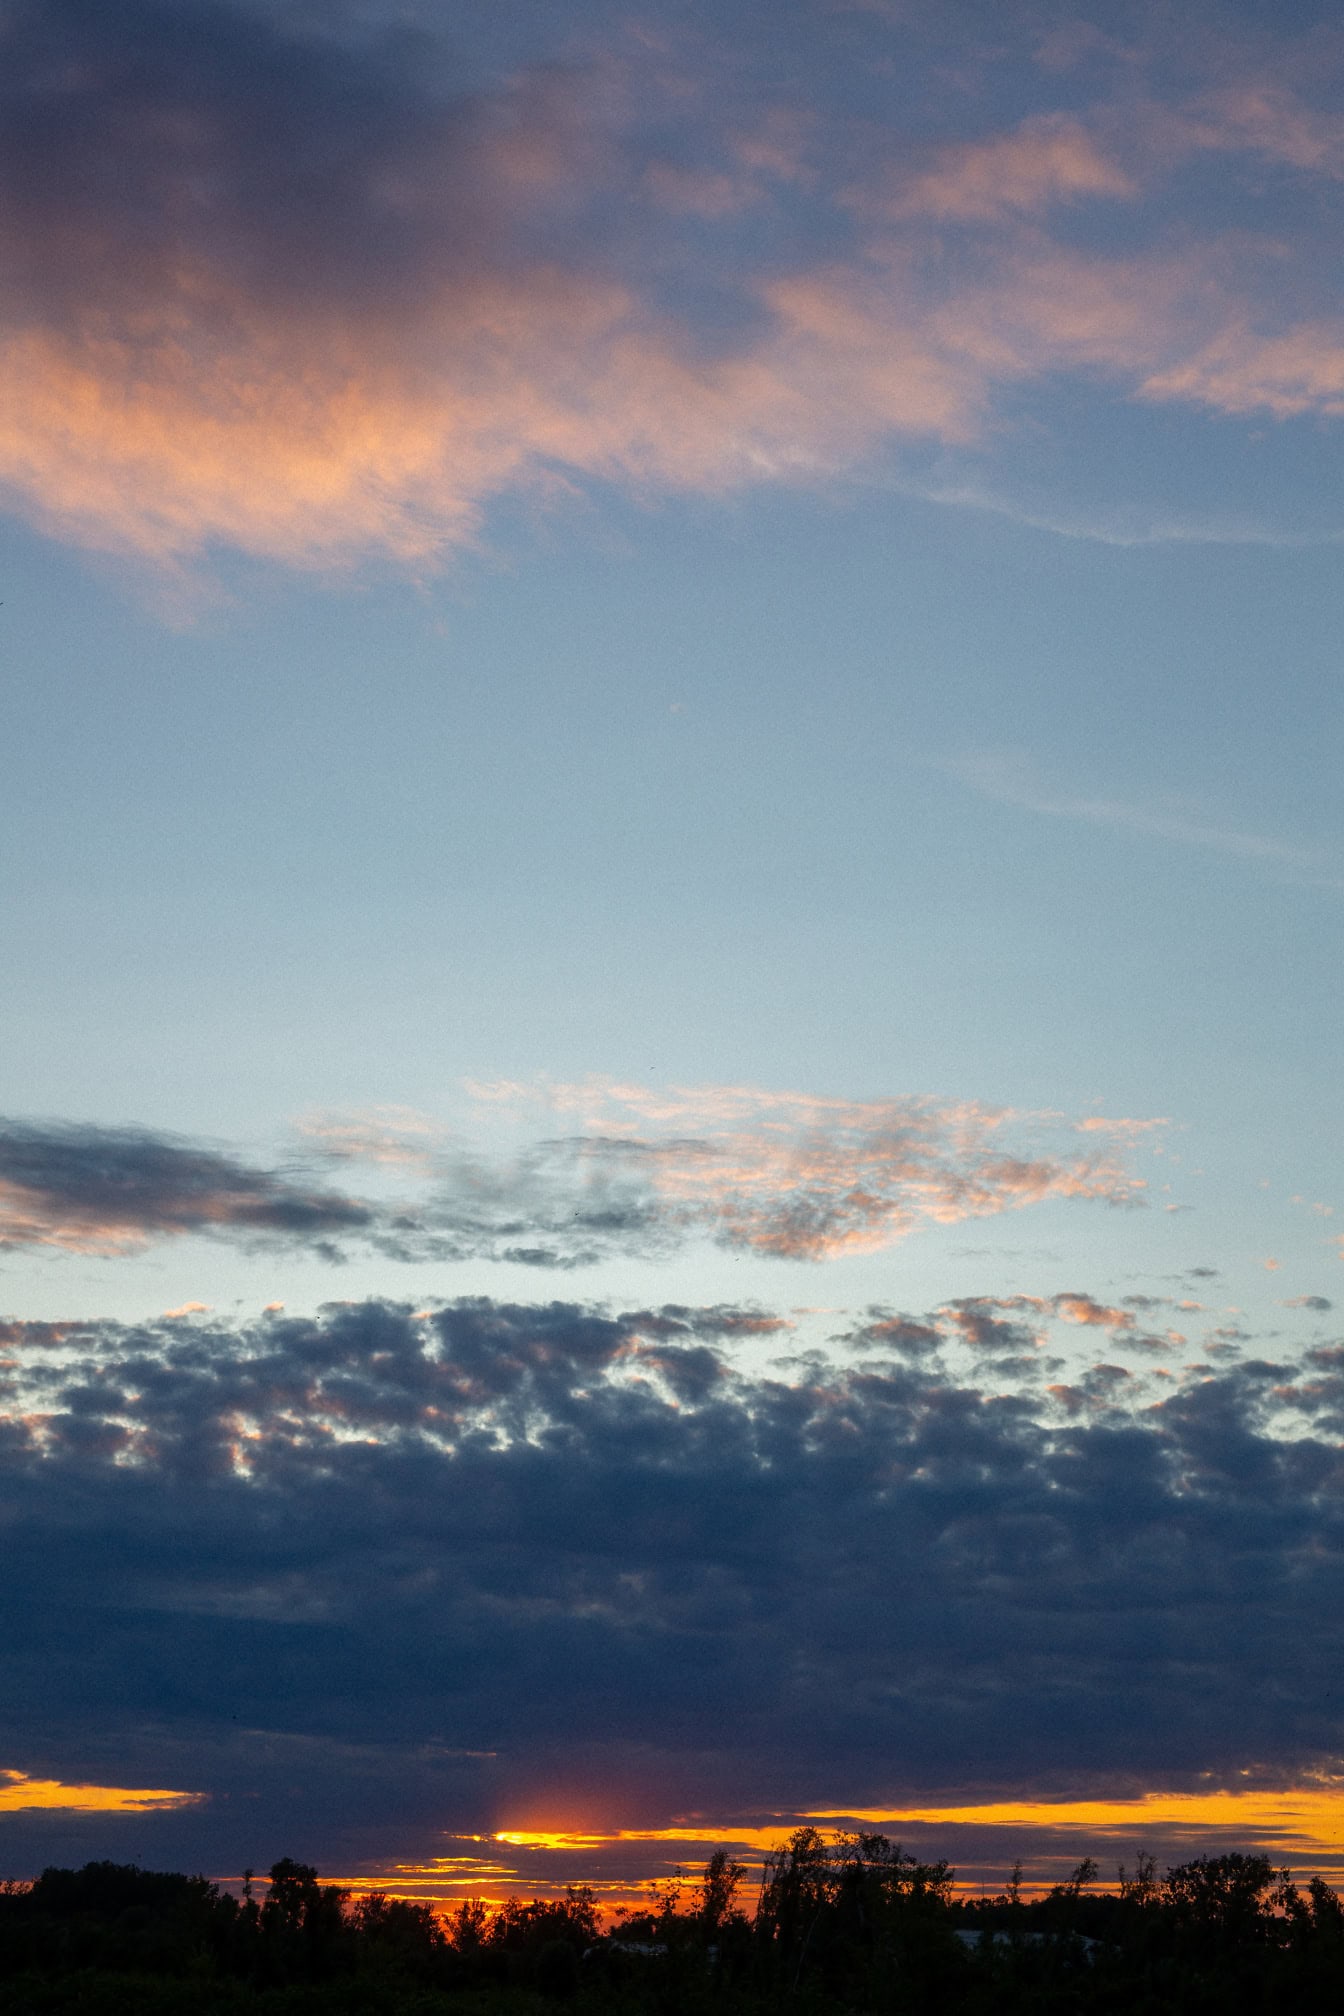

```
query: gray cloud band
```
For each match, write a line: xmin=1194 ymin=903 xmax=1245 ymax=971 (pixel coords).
xmin=1 ymin=1295 xmax=1342 ymax=1869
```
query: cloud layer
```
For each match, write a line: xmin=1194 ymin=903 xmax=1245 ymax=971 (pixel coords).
xmin=2 ymin=1 xmax=1344 ymax=570
xmin=0 ymin=1087 xmax=1156 ymax=1266
xmin=1 ymin=1291 xmax=1343 ymax=1876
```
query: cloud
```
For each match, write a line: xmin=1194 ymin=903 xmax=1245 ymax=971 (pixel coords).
xmin=0 ymin=1087 xmax=1157 ymax=1269
xmin=1052 ymin=1293 xmax=1134 ymax=1328
xmin=0 ymin=4 xmax=1343 ymax=575
xmin=0 ymin=0 xmax=980 ymax=569
xmin=877 ymin=114 xmax=1135 ymax=221
xmin=1185 ymin=83 xmax=1344 ymax=177
xmin=945 ymin=749 xmax=1330 ymax=877
xmin=442 ymin=1079 xmax=1155 ymax=1261
xmin=0 ymin=1120 xmax=374 ymax=1255
xmin=2 ymin=1291 xmax=1344 ymax=1875
xmin=0 ymin=1770 xmax=200 ymax=1813
xmin=1143 ymin=323 xmax=1344 ymax=420
xmin=294 ymin=1108 xmax=445 ymax=1173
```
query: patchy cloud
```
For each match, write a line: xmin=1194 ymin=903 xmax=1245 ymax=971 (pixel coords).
xmin=0 ymin=1087 xmax=1157 ymax=1268
xmin=1 ymin=1291 xmax=1343 ymax=1874
xmin=359 ymin=1079 xmax=1157 ymax=1263
xmin=875 ymin=113 xmax=1136 ymax=221
xmin=0 ymin=3 xmax=1343 ymax=574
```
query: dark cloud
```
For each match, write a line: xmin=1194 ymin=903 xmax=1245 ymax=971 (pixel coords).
xmin=0 ymin=1120 xmax=373 ymax=1253
xmin=849 ymin=1313 xmax=945 ymax=1357
xmin=2 ymin=1293 xmax=1343 ymax=1874
xmin=0 ymin=0 xmax=524 ymax=326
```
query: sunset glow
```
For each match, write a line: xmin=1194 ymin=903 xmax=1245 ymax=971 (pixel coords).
xmin=2 ymin=0 xmax=1344 ymax=1944
xmin=309 ymin=1786 xmax=1344 ymax=1912
xmin=489 ymin=1789 xmax=1344 ymax=1867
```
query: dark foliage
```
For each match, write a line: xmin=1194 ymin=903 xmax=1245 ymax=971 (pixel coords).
xmin=3 ymin=1834 xmax=1344 ymax=2012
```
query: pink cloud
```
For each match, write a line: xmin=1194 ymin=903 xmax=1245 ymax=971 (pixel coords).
xmin=0 ymin=12 xmax=1341 ymax=578
xmin=1142 ymin=323 xmax=1344 ymax=418
xmin=295 ymin=1108 xmax=445 ymax=1172
xmin=1189 ymin=85 xmax=1344 ymax=176
xmin=474 ymin=1079 xmax=1157 ymax=1261
xmin=878 ymin=114 xmax=1135 ymax=221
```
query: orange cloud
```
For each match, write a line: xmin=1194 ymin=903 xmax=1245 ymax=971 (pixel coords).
xmin=0 ymin=1769 xmax=202 ymax=1813
xmin=1053 ymin=1294 xmax=1133 ymax=1328
xmin=295 ymin=1107 xmax=446 ymax=1172
xmin=817 ymin=1788 xmax=1344 ymax=1863
xmin=0 ymin=259 xmax=989 ymax=571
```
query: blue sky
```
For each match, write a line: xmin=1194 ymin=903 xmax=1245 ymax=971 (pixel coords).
xmin=2 ymin=0 xmax=1344 ymax=1897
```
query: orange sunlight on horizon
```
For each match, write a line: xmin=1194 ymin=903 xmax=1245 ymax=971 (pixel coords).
xmin=327 ymin=1784 xmax=1344 ymax=1917
xmin=810 ymin=1788 xmax=1344 ymax=1851
xmin=495 ymin=1786 xmax=1344 ymax=1863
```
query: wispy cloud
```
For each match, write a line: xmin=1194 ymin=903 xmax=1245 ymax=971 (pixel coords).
xmin=901 ymin=471 xmax=1344 ymax=550
xmin=0 ymin=1084 xmax=1160 ymax=1269
xmin=1182 ymin=83 xmax=1344 ymax=176
xmin=1143 ymin=323 xmax=1344 ymax=421
xmin=946 ymin=749 xmax=1333 ymax=877
xmin=442 ymin=1078 xmax=1157 ymax=1262
xmin=293 ymin=1107 xmax=446 ymax=1174
xmin=872 ymin=114 xmax=1135 ymax=222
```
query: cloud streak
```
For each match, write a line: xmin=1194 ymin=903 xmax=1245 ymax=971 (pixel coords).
xmin=945 ymin=750 xmax=1333 ymax=877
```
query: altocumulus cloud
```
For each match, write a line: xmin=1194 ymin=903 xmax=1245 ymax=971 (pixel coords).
xmin=0 ymin=1087 xmax=1157 ymax=1265
xmin=3 ymin=0 xmax=1344 ymax=571
xmin=2 ymin=1293 xmax=1343 ymax=1874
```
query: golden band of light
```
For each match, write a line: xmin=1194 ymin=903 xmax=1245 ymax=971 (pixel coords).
xmin=810 ymin=1790 xmax=1344 ymax=1853
xmin=0 ymin=1770 xmax=203 ymax=1813
xmin=493 ymin=1787 xmax=1344 ymax=1860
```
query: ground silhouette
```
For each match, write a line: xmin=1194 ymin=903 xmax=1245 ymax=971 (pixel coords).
xmin=3 ymin=1831 xmax=1344 ymax=2011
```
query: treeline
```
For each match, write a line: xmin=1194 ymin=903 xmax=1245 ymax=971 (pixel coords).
xmin=3 ymin=1829 xmax=1344 ymax=2012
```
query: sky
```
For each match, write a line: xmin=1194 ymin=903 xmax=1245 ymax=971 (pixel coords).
xmin=3 ymin=0 xmax=1344 ymax=1907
